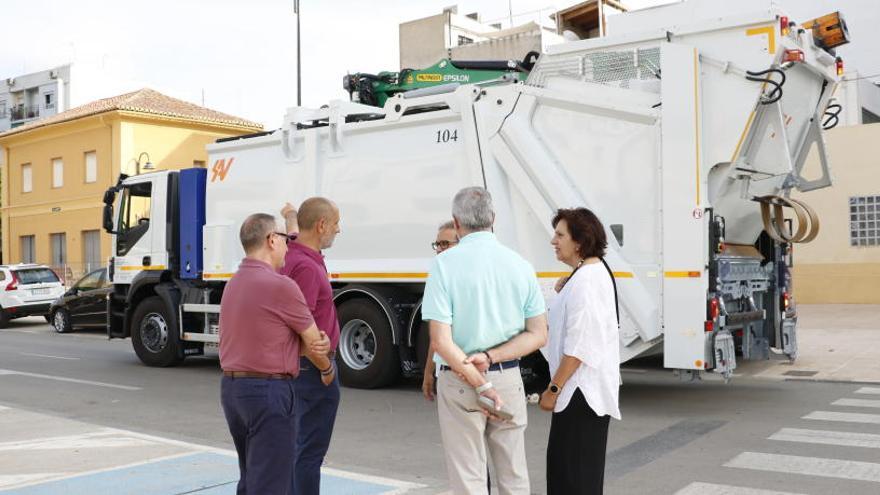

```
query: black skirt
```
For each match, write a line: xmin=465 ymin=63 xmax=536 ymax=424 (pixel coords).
xmin=546 ymin=388 xmax=611 ymax=495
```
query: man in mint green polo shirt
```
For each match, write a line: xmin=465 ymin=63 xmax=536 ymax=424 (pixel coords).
xmin=422 ymin=186 xmax=547 ymax=495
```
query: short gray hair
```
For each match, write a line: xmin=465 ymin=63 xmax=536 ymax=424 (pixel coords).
xmin=438 ymin=220 xmax=455 ymax=231
xmin=240 ymin=213 xmax=277 ymax=253
xmin=452 ymin=187 xmax=494 ymax=231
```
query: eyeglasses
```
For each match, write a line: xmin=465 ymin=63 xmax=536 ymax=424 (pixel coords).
xmin=269 ymin=232 xmax=295 ymax=242
xmin=431 ymin=240 xmax=458 ymax=252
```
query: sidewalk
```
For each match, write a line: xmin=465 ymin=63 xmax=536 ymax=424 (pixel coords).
xmin=0 ymin=405 xmax=422 ymax=494
xmin=741 ymin=304 xmax=880 ymax=384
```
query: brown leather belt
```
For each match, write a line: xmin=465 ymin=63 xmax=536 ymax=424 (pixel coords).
xmin=223 ymin=371 xmax=294 ymax=380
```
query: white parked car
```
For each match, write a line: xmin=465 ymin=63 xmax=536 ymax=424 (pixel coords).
xmin=0 ymin=264 xmax=66 ymax=327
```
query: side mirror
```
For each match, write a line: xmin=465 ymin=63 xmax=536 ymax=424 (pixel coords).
xmin=102 ymin=204 xmax=116 ymax=234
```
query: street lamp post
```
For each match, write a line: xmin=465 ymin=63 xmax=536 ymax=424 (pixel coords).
xmin=136 ymin=152 xmax=154 ymax=176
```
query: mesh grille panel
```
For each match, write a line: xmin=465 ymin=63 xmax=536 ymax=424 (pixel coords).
xmin=526 ymin=47 xmax=661 ymax=88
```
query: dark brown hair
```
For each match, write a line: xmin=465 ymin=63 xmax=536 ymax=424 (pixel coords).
xmin=551 ymin=207 xmax=607 ymax=259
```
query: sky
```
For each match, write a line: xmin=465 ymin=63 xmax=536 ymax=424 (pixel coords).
xmin=1 ymin=0 xmax=877 ymax=129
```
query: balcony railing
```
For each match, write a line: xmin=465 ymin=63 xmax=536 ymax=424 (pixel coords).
xmin=10 ymin=105 xmax=40 ymax=121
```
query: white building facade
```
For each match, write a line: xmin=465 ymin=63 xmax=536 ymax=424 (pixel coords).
xmin=0 ymin=65 xmax=71 ymax=132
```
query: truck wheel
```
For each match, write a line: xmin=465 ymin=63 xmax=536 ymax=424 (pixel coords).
xmin=337 ymin=298 xmax=399 ymax=389
xmin=131 ymin=296 xmax=183 ymax=367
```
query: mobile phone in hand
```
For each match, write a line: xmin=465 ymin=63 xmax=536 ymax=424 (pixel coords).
xmin=477 ymin=395 xmax=514 ymax=420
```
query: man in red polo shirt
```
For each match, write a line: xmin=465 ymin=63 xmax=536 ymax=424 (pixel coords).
xmin=219 ymin=213 xmax=333 ymax=495
xmin=280 ymin=197 xmax=342 ymax=494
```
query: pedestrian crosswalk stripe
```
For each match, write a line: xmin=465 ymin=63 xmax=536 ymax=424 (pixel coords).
xmin=832 ymin=398 xmax=880 ymax=409
xmin=769 ymin=427 xmax=880 ymax=449
xmin=674 ymin=481 xmax=806 ymax=494
xmin=855 ymin=387 xmax=880 ymax=395
xmin=725 ymin=452 xmax=880 ymax=483
xmin=803 ymin=410 xmax=880 ymax=424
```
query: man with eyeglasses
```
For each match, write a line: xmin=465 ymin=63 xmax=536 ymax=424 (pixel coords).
xmin=431 ymin=220 xmax=459 ymax=255
xmin=279 ymin=197 xmax=342 ymax=494
xmin=423 ymin=220 xmax=458 ymax=401
xmin=219 ymin=213 xmax=332 ymax=494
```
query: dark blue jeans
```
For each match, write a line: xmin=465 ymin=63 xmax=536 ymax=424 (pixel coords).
xmin=291 ymin=357 xmax=340 ymax=494
xmin=221 ymin=376 xmax=296 ymax=495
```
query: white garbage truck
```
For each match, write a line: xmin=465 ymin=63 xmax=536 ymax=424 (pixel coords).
xmin=101 ymin=1 xmax=848 ymax=388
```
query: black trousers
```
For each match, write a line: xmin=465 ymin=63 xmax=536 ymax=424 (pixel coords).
xmin=546 ymin=388 xmax=611 ymax=495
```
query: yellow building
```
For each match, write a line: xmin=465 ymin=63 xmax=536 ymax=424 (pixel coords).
xmin=793 ymin=123 xmax=880 ymax=303
xmin=0 ymin=88 xmax=262 ymax=282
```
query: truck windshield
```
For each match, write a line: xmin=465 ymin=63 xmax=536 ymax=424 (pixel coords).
xmin=116 ymin=182 xmax=152 ymax=256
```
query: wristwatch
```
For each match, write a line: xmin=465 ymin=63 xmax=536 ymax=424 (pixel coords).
xmin=548 ymin=382 xmax=561 ymax=394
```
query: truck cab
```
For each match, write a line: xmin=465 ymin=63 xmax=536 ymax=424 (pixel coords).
xmin=103 ymin=170 xmax=204 ymax=366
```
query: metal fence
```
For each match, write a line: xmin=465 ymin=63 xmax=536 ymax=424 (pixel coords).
xmin=47 ymin=262 xmax=105 ymax=287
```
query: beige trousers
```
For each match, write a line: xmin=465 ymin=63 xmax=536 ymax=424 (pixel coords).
xmin=437 ymin=366 xmax=530 ymax=495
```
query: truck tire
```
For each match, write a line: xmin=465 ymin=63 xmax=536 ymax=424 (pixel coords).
xmin=337 ymin=298 xmax=399 ymax=389
xmin=0 ymin=309 xmax=9 ymax=329
xmin=131 ymin=296 xmax=183 ymax=367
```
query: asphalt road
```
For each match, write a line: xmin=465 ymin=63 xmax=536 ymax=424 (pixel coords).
xmin=1 ymin=317 xmax=879 ymax=494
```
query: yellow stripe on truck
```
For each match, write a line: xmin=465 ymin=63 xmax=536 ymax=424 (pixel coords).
xmin=664 ymin=271 xmax=702 ymax=278
xmin=330 ymin=272 xmax=428 ymax=280
xmin=119 ymin=265 xmax=166 ymax=271
xmin=329 ymin=271 xmax=636 ymax=280
xmin=745 ymin=25 xmax=776 ymax=54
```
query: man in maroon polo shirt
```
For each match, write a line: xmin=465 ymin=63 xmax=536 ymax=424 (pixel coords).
xmin=280 ymin=197 xmax=342 ymax=494
xmin=219 ymin=213 xmax=334 ymax=495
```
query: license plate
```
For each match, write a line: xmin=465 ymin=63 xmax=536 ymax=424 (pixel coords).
xmin=32 ymin=288 xmax=49 ymax=296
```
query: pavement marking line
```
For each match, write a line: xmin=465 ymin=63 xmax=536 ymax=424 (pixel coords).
xmin=855 ymin=387 xmax=880 ymax=395
xmin=605 ymin=418 xmax=727 ymax=481
xmin=0 ymin=474 xmax=73 ymax=490
xmin=100 ymin=427 xmax=237 ymax=456
xmin=0 ymin=452 xmax=198 ymax=492
xmin=0 ymin=368 xmax=141 ymax=391
xmin=769 ymin=427 xmax=880 ymax=449
xmin=803 ymin=410 xmax=880 ymax=425
xmin=725 ymin=451 xmax=880 ymax=483
xmin=101 ymin=427 xmax=426 ymax=491
xmin=322 ymin=466 xmax=426 ymax=491
xmin=2 ymin=451 xmax=424 ymax=495
xmin=0 ymin=406 xmax=425 ymax=494
xmin=0 ymin=429 xmax=116 ymax=450
xmin=0 ymin=432 xmax=157 ymax=452
xmin=833 ymin=398 xmax=880 ymax=409
xmin=18 ymin=352 xmax=80 ymax=361
xmin=674 ymin=481 xmax=807 ymax=495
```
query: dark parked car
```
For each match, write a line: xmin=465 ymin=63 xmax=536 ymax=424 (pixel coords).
xmin=50 ymin=268 xmax=111 ymax=333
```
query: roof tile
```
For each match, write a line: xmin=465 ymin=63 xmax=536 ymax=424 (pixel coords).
xmin=0 ymin=88 xmax=263 ymax=138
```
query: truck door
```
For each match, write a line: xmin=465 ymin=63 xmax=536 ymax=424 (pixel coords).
xmin=110 ymin=175 xmax=167 ymax=284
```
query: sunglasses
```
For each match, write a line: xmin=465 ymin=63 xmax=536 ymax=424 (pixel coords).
xmin=269 ymin=232 xmax=296 ymax=242
xmin=431 ymin=240 xmax=458 ymax=252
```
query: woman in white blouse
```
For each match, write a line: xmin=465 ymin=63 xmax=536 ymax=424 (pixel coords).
xmin=540 ymin=207 xmax=621 ymax=494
